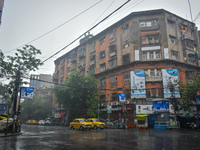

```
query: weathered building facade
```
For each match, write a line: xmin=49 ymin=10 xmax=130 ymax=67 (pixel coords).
xmin=53 ymin=9 xmax=200 ymax=126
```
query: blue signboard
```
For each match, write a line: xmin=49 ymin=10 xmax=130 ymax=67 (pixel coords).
xmin=197 ymin=96 xmax=200 ymax=105
xmin=118 ymin=93 xmax=125 ymax=102
xmin=21 ymin=87 xmax=34 ymax=99
xmin=0 ymin=104 xmax=7 ymax=113
xmin=152 ymin=101 xmax=169 ymax=112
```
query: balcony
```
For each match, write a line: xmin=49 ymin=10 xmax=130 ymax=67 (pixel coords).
xmin=145 ymin=76 xmax=162 ymax=82
xmin=78 ymin=52 xmax=86 ymax=58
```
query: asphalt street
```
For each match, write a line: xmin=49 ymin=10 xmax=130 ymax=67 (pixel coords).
xmin=1 ymin=125 xmax=200 ymax=150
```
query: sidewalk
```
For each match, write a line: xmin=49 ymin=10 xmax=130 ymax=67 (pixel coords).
xmin=0 ymin=132 xmax=22 ymax=138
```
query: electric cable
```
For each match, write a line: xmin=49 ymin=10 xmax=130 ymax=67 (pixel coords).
xmin=41 ymin=0 xmax=131 ymax=63
xmin=3 ymin=0 xmax=103 ymax=54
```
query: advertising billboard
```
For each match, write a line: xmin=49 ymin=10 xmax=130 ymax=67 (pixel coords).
xmin=0 ymin=104 xmax=7 ymax=113
xmin=21 ymin=87 xmax=34 ymax=99
xmin=130 ymin=70 xmax=146 ymax=99
xmin=162 ymin=69 xmax=180 ymax=98
xmin=152 ymin=101 xmax=169 ymax=112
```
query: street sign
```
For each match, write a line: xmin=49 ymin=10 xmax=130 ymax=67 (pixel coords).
xmin=118 ymin=93 xmax=125 ymax=102
xmin=21 ymin=87 xmax=34 ymax=99
xmin=196 ymin=95 xmax=200 ymax=105
xmin=107 ymin=105 xmax=112 ymax=113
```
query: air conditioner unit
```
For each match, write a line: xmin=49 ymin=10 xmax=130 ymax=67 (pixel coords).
xmin=115 ymin=102 xmax=119 ymax=105
xmin=101 ymin=104 xmax=104 ymax=107
xmin=126 ymin=101 xmax=129 ymax=104
xmin=110 ymin=103 xmax=113 ymax=106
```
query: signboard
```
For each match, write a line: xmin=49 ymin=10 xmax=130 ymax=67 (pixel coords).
xmin=152 ymin=101 xmax=169 ymax=112
xmin=107 ymin=105 xmax=112 ymax=114
xmin=197 ymin=96 xmax=200 ymax=105
xmin=136 ymin=105 xmax=154 ymax=114
xmin=21 ymin=87 xmax=34 ymax=99
xmin=130 ymin=70 xmax=146 ymax=98
xmin=118 ymin=93 xmax=125 ymax=102
xmin=0 ymin=104 xmax=7 ymax=113
xmin=162 ymin=69 xmax=180 ymax=98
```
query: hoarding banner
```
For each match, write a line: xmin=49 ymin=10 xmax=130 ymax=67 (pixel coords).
xmin=152 ymin=101 xmax=169 ymax=112
xmin=0 ymin=104 xmax=7 ymax=113
xmin=162 ymin=69 xmax=180 ymax=98
xmin=21 ymin=87 xmax=34 ymax=99
xmin=130 ymin=70 xmax=146 ymax=99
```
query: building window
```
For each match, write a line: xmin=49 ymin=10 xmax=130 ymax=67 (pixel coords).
xmin=142 ymin=36 xmax=159 ymax=45
xmin=61 ymin=67 xmax=64 ymax=76
xmin=150 ymin=69 xmax=155 ymax=76
xmin=139 ymin=19 xmax=158 ymax=28
xmin=111 ymin=93 xmax=118 ymax=101
xmin=122 ymin=24 xmax=129 ymax=34
xmin=123 ymin=71 xmax=130 ymax=84
xmin=110 ymin=75 xmax=117 ymax=84
xmin=99 ymin=37 xmax=105 ymax=45
xmin=109 ymin=45 xmax=117 ymax=57
xmin=100 ymin=95 xmax=106 ymax=102
xmin=171 ymin=50 xmax=179 ymax=60
xmin=100 ymin=63 xmax=106 ymax=72
xmin=122 ymin=54 xmax=130 ymax=65
xmin=108 ymin=58 xmax=117 ymax=69
xmin=180 ymin=24 xmax=188 ymax=32
xmin=125 ymin=90 xmax=131 ymax=100
xmin=123 ymin=40 xmax=129 ymax=48
xmin=142 ymin=51 xmax=161 ymax=60
xmin=89 ymin=42 xmax=96 ymax=53
xmin=169 ymin=35 xmax=176 ymax=44
xmin=109 ymin=30 xmax=116 ymax=43
xmin=168 ymin=19 xmax=174 ymax=28
xmin=100 ymin=51 xmax=105 ymax=59
xmin=89 ymin=66 xmax=95 ymax=74
xmin=100 ymin=78 xmax=106 ymax=89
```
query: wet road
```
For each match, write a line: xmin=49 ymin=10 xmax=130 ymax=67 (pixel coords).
xmin=1 ymin=125 xmax=200 ymax=150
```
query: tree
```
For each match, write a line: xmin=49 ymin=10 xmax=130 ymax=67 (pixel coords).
xmin=21 ymin=96 xmax=52 ymax=121
xmin=54 ymin=71 xmax=99 ymax=121
xmin=1 ymin=45 xmax=43 ymax=116
xmin=179 ymin=74 xmax=200 ymax=112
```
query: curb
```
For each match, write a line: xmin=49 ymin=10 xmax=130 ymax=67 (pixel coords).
xmin=0 ymin=133 xmax=22 ymax=138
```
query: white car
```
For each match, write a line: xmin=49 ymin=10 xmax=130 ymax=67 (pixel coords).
xmin=38 ymin=120 xmax=45 ymax=125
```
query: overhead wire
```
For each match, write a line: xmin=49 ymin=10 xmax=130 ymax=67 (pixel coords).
xmin=3 ymin=0 xmax=103 ymax=54
xmin=41 ymin=0 xmax=131 ymax=63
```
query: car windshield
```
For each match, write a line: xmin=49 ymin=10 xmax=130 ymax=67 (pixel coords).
xmin=79 ymin=120 xmax=86 ymax=123
xmin=92 ymin=120 xmax=99 ymax=122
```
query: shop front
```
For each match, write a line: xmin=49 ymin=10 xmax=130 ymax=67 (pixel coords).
xmin=136 ymin=104 xmax=154 ymax=129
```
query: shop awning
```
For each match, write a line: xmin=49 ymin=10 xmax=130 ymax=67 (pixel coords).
xmin=136 ymin=114 xmax=149 ymax=117
xmin=136 ymin=114 xmax=149 ymax=121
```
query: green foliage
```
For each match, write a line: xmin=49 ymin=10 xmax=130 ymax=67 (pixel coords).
xmin=179 ymin=74 xmax=200 ymax=112
xmin=21 ymin=96 xmax=52 ymax=121
xmin=54 ymin=71 xmax=99 ymax=120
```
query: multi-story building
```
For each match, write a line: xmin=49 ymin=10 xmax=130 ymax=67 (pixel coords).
xmin=53 ymin=9 xmax=200 ymax=127
xmin=30 ymin=74 xmax=52 ymax=90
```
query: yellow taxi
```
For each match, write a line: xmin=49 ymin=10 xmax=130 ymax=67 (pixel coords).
xmin=0 ymin=114 xmax=8 ymax=120
xmin=26 ymin=120 xmax=38 ymax=125
xmin=87 ymin=118 xmax=105 ymax=130
xmin=70 ymin=118 xmax=92 ymax=130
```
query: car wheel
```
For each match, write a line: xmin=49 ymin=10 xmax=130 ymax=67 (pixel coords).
xmin=80 ymin=126 xmax=83 ymax=131
xmin=71 ymin=126 xmax=74 ymax=130
xmin=94 ymin=126 xmax=97 ymax=130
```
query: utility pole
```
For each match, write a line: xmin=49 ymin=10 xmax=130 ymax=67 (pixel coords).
xmin=12 ymin=68 xmax=21 ymax=134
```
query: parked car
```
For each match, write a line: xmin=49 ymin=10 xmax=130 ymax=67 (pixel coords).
xmin=0 ymin=114 xmax=8 ymax=120
xmin=87 ymin=118 xmax=105 ymax=130
xmin=44 ymin=120 xmax=54 ymax=126
xmin=38 ymin=120 xmax=45 ymax=125
xmin=70 ymin=118 xmax=92 ymax=130
xmin=26 ymin=120 xmax=38 ymax=125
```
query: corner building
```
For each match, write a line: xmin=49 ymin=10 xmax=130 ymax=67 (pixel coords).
xmin=53 ymin=9 xmax=200 ymax=127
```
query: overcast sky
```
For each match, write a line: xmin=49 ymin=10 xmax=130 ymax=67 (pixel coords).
xmin=0 ymin=0 xmax=200 ymax=77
